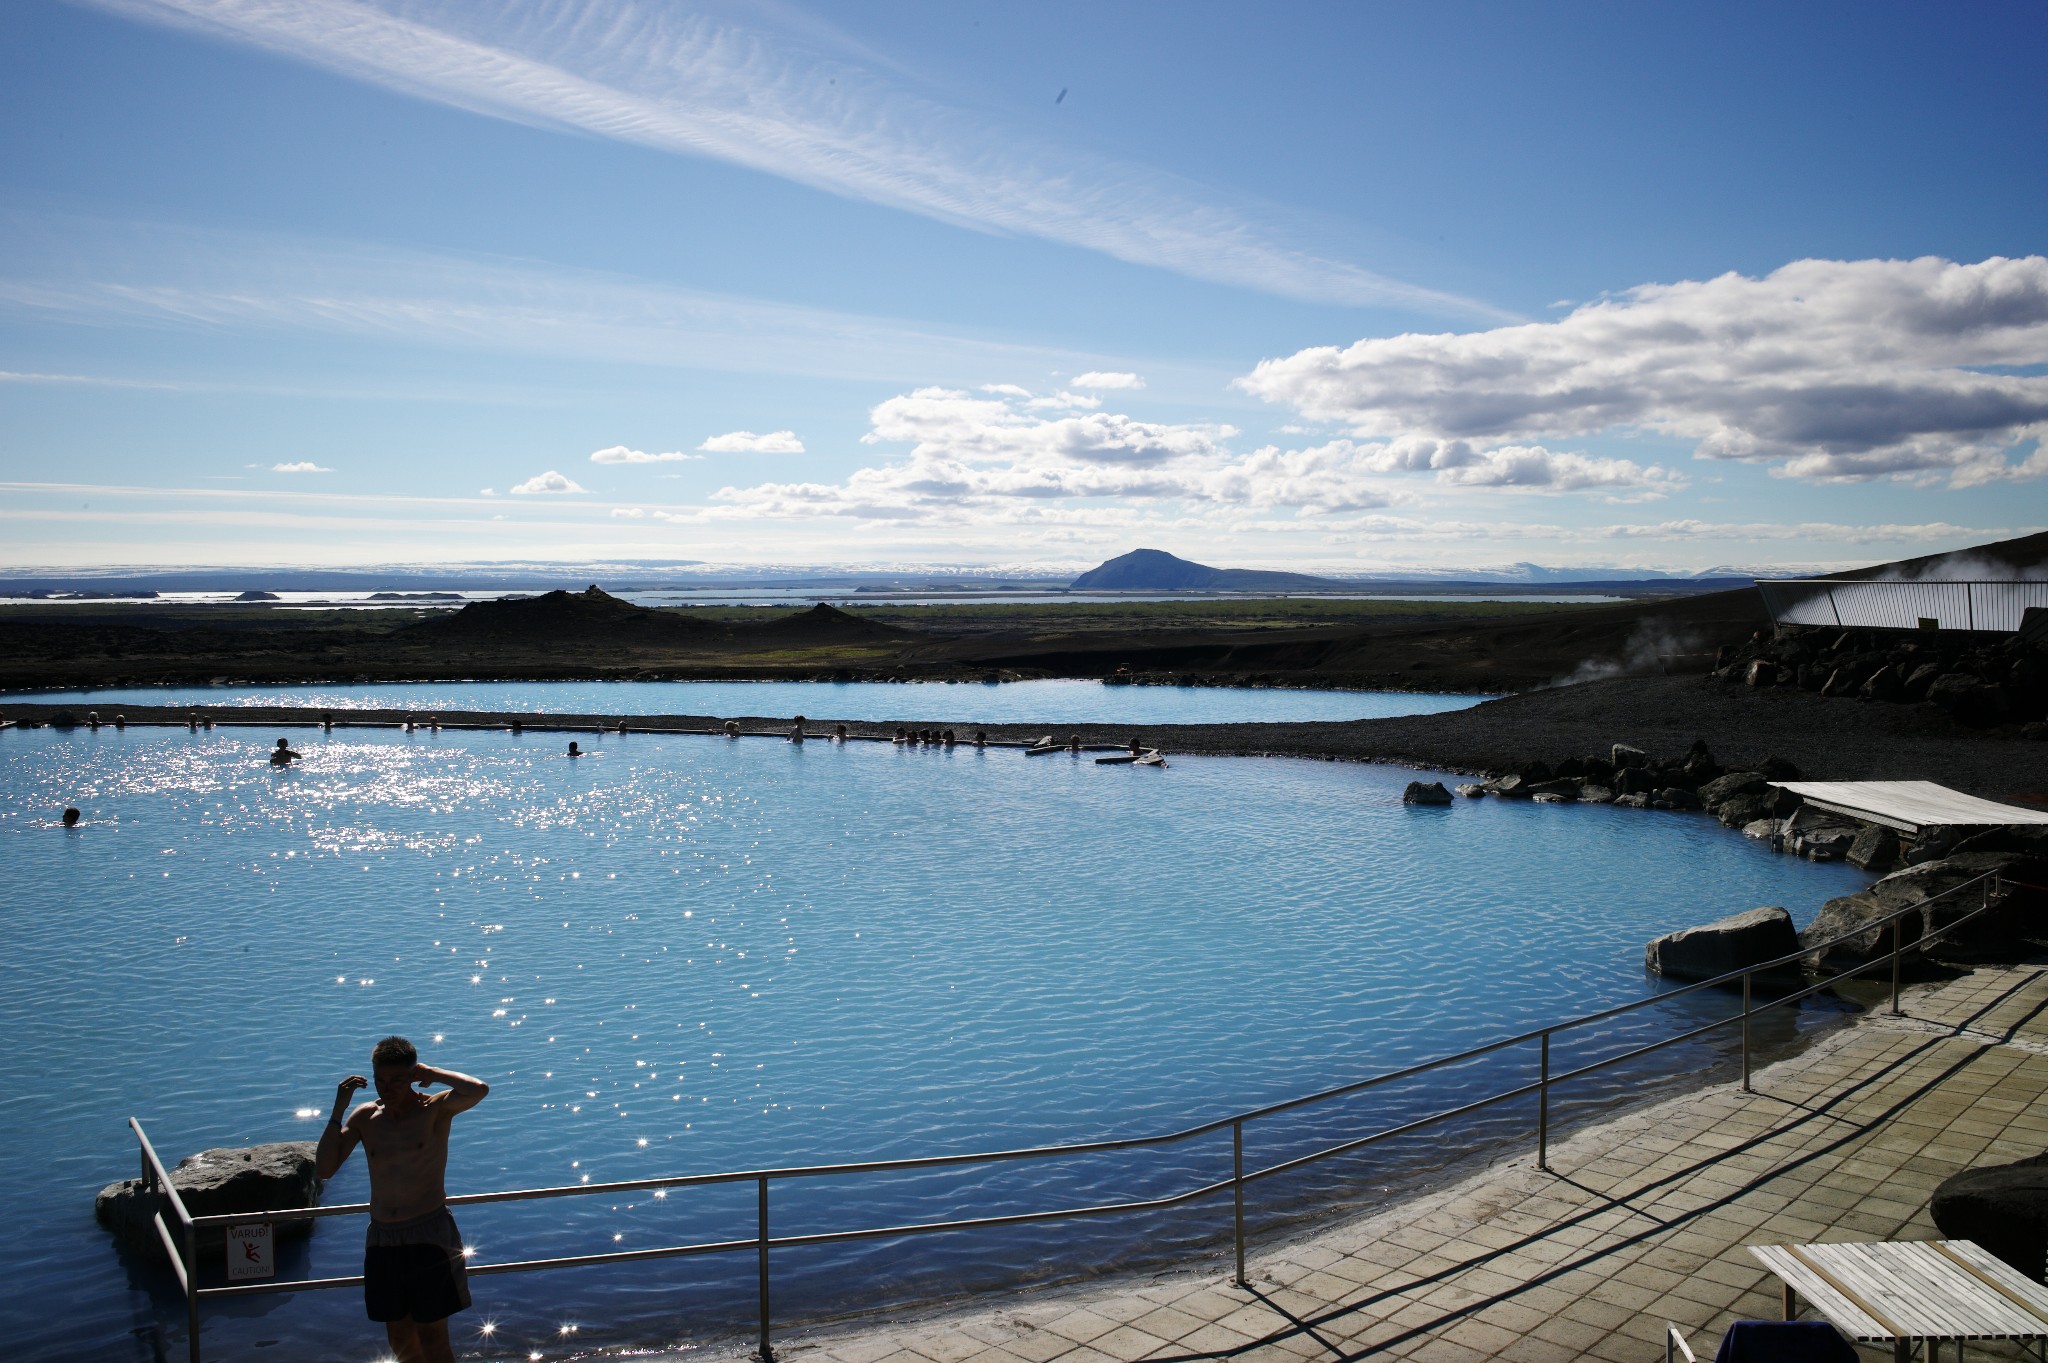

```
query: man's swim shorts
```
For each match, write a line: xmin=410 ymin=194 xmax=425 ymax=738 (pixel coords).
xmin=363 ymin=1208 xmax=471 ymax=1323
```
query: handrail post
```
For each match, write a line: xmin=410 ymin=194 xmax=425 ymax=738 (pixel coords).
xmin=1740 ymin=972 xmax=1752 ymax=1094
xmin=183 ymin=1196 xmax=201 ymax=1363
xmin=1537 ymin=1032 xmax=1551 ymax=1172
xmin=1890 ymin=917 xmax=1903 ymax=1016
xmin=756 ymin=1176 xmax=773 ymax=1362
xmin=136 ymin=1118 xmax=204 ymax=1363
xmin=1231 ymin=1120 xmax=1246 ymax=1287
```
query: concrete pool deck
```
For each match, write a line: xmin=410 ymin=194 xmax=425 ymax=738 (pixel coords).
xmin=712 ymin=965 xmax=2048 ymax=1363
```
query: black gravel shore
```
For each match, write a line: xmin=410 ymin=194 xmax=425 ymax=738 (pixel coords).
xmin=8 ymin=674 xmax=2046 ymax=801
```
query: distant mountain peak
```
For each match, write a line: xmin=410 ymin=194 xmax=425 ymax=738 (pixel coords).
xmin=1069 ymin=549 xmax=1345 ymax=592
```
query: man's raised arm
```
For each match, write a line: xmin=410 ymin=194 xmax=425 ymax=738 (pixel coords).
xmin=315 ymin=1074 xmax=366 ymax=1180
xmin=417 ymin=1063 xmax=490 ymax=1116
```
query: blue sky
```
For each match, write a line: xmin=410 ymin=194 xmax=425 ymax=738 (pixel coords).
xmin=2 ymin=0 xmax=2045 ymax=573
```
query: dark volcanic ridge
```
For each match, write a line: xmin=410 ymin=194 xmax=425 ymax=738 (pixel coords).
xmin=5 ymin=531 xmax=2045 ymax=696
xmin=405 ymin=589 xmax=909 ymax=644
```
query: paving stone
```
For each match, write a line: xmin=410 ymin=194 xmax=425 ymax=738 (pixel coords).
xmin=717 ymin=969 xmax=2048 ymax=1363
xmin=903 ymin=1329 xmax=990 ymax=1363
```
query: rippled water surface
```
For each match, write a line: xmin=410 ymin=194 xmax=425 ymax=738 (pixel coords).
xmin=0 ymin=728 xmax=1871 ymax=1362
xmin=5 ymin=678 xmax=1484 ymax=726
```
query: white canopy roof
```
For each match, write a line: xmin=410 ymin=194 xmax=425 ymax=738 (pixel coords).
xmin=1771 ymin=780 xmax=2048 ymax=836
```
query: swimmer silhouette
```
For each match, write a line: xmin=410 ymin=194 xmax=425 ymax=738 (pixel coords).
xmin=61 ymin=807 xmax=80 ymax=828
xmin=567 ymin=741 xmax=582 ymax=757
xmin=270 ymin=738 xmax=302 ymax=766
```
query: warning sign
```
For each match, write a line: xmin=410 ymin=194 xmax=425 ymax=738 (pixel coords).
xmin=226 ymin=1223 xmax=274 ymax=1280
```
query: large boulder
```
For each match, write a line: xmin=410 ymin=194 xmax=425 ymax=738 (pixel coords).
xmin=96 ymin=1141 xmax=318 ymax=1262
xmin=1615 ymin=767 xmax=1659 ymax=797
xmin=1903 ymin=661 xmax=1945 ymax=701
xmin=1929 ymin=673 xmax=2009 ymax=727
xmin=1402 ymin=780 xmax=1452 ymax=805
xmin=1716 ymin=791 xmax=1779 ymax=828
xmin=1611 ymin=743 xmax=1648 ymax=770
xmin=1846 ymin=824 xmax=1901 ymax=872
xmin=1646 ymin=906 xmax=1799 ymax=982
xmin=1931 ymin=1152 xmax=2048 ymax=1282
xmin=1799 ymin=828 xmax=1855 ymax=862
xmin=1526 ymin=778 xmax=1582 ymax=799
xmin=1698 ymin=771 xmax=1768 ymax=809
xmin=1801 ymin=852 xmax=2043 ymax=972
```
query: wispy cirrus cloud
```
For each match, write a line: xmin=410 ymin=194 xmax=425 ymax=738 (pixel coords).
xmin=84 ymin=0 xmax=1501 ymax=318
xmin=1241 ymin=255 xmax=2048 ymax=487
xmin=269 ymin=460 xmax=333 ymax=473
xmin=589 ymin=445 xmax=695 ymax=464
xmin=0 ymin=214 xmax=1154 ymax=386
xmin=698 ymin=430 xmax=804 ymax=454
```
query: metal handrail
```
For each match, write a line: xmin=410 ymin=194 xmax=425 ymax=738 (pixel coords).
xmin=132 ymin=868 xmax=2013 ymax=1362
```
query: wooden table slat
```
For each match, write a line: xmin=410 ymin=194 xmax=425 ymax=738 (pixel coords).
xmin=1749 ymin=1246 xmax=1890 ymax=1339
xmin=1750 ymin=1241 xmax=2048 ymax=1347
xmin=1816 ymin=1247 xmax=1946 ymax=1333
xmin=1834 ymin=1243 xmax=2023 ymax=1336
xmin=1868 ymin=1241 xmax=2046 ymax=1337
xmin=1931 ymin=1242 xmax=2048 ymax=1330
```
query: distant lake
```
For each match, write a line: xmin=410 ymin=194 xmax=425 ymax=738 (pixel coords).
xmin=1 ymin=726 xmax=1868 ymax=1361
xmin=0 ymin=588 xmax=1627 ymax=609
xmin=5 ymin=679 xmax=1491 ymax=727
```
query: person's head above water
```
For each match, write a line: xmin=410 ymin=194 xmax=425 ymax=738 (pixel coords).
xmin=567 ymin=741 xmax=581 ymax=756
xmin=61 ymin=807 xmax=80 ymax=827
xmin=276 ymin=737 xmax=291 ymax=749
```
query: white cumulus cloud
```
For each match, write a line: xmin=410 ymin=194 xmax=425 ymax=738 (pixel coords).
xmin=697 ymin=430 xmax=805 ymax=454
xmin=1071 ymin=371 xmax=1145 ymax=390
xmin=711 ymin=384 xmax=1385 ymax=524
xmin=270 ymin=460 xmax=333 ymax=473
xmin=1239 ymin=255 xmax=2048 ymax=487
xmin=589 ymin=445 xmax=696 ymax=464
xmin=509 ymin=469 xmax=587 ymax=495
xmin=706 ymin=382 xmax=1678 ymax=527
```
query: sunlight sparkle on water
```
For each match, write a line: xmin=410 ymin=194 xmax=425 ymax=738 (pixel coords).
xmin=0 ymin=724 xmax=1875 ymax=1362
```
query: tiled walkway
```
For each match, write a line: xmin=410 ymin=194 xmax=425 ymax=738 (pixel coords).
xmin=723 ymin=966 xmax=2048 ymax=1363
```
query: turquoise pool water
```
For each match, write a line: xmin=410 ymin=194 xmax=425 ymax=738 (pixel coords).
xmin=0 ymin=727 xmax=1869 ymax=1362
xmin=3 ymin=678 xmax=1485 ymax=727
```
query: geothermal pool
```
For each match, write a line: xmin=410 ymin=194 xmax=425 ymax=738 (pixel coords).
xmin=3 ymin=677 xmax=1486 ymax=728
xmin=0 ymin=725 xmax=1870 ymax=1362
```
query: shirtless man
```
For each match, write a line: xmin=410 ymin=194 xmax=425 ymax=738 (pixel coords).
xmin=316 ymin=1037 xmax=489 ymax=1363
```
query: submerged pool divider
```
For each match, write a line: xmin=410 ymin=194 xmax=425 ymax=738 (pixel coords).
xmin=1 ymin=709 xmax=1146 ymax=752
xmin=126 ymin=871 xmax=2017 ymax=1363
